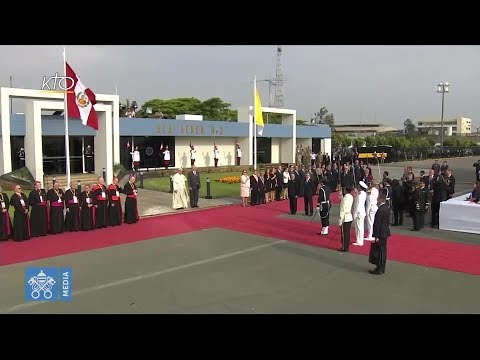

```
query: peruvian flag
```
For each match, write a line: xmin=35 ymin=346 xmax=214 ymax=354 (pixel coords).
xmin=66 ymin=62 xmax=99 ymax=130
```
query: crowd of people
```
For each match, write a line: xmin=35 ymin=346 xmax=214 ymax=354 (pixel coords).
xmin=0 ymin=175 xmax=140 ymax=242
xmin=237 ymin=155 xmax=480 ymax=275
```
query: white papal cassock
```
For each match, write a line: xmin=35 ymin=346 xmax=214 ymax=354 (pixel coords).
xmin=172 ymin=173 xmax=190 ymax=209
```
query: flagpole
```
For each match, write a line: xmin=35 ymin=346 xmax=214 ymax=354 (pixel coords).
xmin=254 ymin=76 xmax=257 ymax=171
xmin=81 ymin=137 xmax=86 ymax=173
xmin=63 ymin=47 xmax=71 ymax=189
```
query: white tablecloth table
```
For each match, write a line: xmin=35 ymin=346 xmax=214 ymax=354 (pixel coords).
xmin=439 ymin=194 xmax=480 ymax=234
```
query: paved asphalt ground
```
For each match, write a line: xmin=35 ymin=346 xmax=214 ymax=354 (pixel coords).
xmin=1 ymin=157 xmax=479 ymax=314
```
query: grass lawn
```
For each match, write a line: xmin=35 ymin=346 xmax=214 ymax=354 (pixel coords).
xmin=143 ymin=171 xmax=242 ymax=198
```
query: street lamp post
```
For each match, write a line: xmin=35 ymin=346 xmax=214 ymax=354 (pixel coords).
xmin=436 ymin=82 xmax=450 ymax=158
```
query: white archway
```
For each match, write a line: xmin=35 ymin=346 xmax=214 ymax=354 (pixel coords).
xmin=0 ymin=87 xmax=119 ymax=181
xmin=237 ymin=106 xmax=297 ymax=165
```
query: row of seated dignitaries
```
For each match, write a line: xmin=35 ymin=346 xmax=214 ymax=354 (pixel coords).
xmin=0 ymin=175 xmax=140 ymax=242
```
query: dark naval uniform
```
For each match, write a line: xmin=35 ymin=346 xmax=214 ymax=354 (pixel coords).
xmin=317 ymin=181 xmax=331 ymax=235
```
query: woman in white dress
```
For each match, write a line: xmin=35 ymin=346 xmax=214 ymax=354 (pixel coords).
xmin=282 ymin=169 xmax=290 ymax=200
xmin=240 ymin=170 xmax=250 ymax=207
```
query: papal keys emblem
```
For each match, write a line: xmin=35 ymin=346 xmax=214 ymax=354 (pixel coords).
xmin=76 ymin=91 xmax=90 ymax=108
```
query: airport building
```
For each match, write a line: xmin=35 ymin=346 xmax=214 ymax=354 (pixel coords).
xmin=332 ymin=123 xmax=399 ymax=137
xmin=0 ymin=87 xmax=331 ymax=181
xmin=417 ymin=117 xmax=472 ymax=136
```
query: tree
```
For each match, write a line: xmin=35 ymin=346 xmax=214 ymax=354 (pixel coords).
xmin=311 ymin=106 xmax=335 ymax=126
xmin=332 ymin=133 xmax=351 ymax=148
xmin=266 ymin=113 xmax=282 ymax=124
xmin=136 ymin=97 xmax=239 ymax=120
xmin=364 ymin=136 xmax=378 ymax=147
xmin=403 ymin=118 xmax=417 ymax=136
xmin=352 ymin=138 xmax=365 ymax=148
xmin=200 ymin=97 xmax=233 ymax=121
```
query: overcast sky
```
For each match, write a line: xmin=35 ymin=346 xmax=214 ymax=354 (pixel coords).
xmin=1 ymin=45 xmax=479 ymax=130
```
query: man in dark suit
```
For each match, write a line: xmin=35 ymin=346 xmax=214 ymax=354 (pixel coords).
xmin=370 ymin=192 xmax=391 ymax=275
xmin=287 ymin=173 xmax=298 ymax=215
xmin=275 ymin=166 xmax=283 ymax=201
xmin=432 ymin=160 xmax=440 ymax=176
xmin=303 ymin=172 xmax=315 ymax=216
xmin=250 ymin=170 xmax=259 ymax=206
xmin=473 ymin=160 xmax=480 ymax=181
xmin=340 ymin=164 xmax=354 ymax=193
xmin=445 ymin=169 xmax=455 ymax=200
xmin=187 ymin=165 xmax=201 ymax=208
xmin=440 ymin=161 xmax=449 ymax=175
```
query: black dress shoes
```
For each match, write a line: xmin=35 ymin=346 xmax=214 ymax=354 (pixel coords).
xmin=369 ymin=269 xmax=384 ymax=275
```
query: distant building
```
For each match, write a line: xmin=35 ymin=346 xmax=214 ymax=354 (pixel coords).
xmin=332 ymin=123 xmax=398 ymax=138
xmin=417 ymin=117 xmax=472 ymax=136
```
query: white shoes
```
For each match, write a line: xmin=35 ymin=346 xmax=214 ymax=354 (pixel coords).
xmin=352 ymin=242 xmax=364 ymax=246
xmin=321 ymin=226 xmax=329 ymax=235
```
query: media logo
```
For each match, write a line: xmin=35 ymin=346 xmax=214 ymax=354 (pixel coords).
xmin=25 ymin=267 xmax=72 ymax=302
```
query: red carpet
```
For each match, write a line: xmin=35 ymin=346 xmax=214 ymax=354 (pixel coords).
xmin=2 ymin=194 xmax=480 ymax=276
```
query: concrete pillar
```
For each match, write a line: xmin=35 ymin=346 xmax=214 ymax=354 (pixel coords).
xmin=322 ymin=138 xmax=332 ymax=158
xmin=112 ymin=99 xmax=120 ymax=166
xmin=94 ymin=104 xmax=113 ymax=182
xmin=237 ymin=106 xmax=253 ymax=166
xmin=0 ymin=88 xmax=12 ymax=174
xmin=25 ymin=101 xmax=44 ymax=181
xmin=281 ymin=113 xmax=296 ymax=164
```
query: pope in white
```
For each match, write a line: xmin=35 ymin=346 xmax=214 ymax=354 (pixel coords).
xmin=172 ymin=168 xmax=190 ymax=209
xmin=352 ymin=181 xmax=368 ymax=246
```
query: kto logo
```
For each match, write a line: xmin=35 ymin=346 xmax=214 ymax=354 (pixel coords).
xmin=25 ymin=267 xmax=72 ymax=302
xmin=41 ymin=73 xmax=74 ymax=94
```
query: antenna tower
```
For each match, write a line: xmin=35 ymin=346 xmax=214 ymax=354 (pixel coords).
xmin=274 ymin=45 xmax=284 ymax=108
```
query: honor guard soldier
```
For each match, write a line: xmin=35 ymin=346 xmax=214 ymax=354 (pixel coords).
xmin=382 ymin=178 xmax=392 ymax=208
xmin=317 ymin=177 xmax=331 ymax=235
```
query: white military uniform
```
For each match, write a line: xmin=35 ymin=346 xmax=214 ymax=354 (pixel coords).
xmin=365 ymin=186 xmax=379 ymax=240
xmin=352 ymin=183 xmax=367 ymax=246
xmin=163 ymin=150 xmax=170 ymax=161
